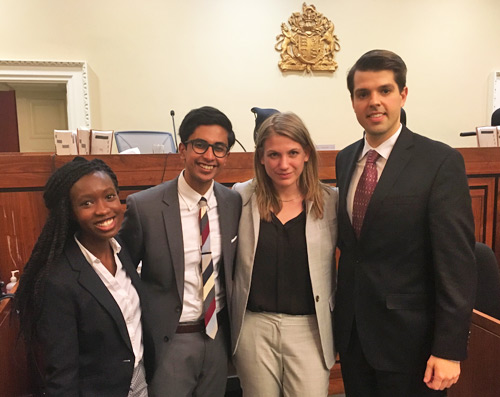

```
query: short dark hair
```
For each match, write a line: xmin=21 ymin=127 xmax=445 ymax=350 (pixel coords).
xmin=178 ymin=106 xmax=236 ymax=148
xmin=347 ymin=49 xmax=407 ymax=98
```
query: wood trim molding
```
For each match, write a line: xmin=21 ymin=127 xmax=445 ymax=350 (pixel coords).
xmin=0 ymin=60 xmax=90 ymax=129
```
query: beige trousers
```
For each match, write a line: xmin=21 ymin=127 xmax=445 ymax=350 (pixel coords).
xmin=233 ymin=311 xmax=330 ymax=397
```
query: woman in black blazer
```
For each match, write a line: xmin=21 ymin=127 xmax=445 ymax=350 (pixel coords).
xmin=16 ymin=157 xmax=149 ymax=397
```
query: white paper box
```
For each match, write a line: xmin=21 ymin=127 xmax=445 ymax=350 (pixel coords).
xmin=91 ymin=130 xmax=114 ymax=154
xmin=54 ymin=130 xmax=78 ymax=155
xmin=476 ymin=126 xmax=499 ymax=147
xmin=77 ymin=127 xmax=91 ymax=155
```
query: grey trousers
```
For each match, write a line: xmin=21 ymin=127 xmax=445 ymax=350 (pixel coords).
xmin=148 ymin=312 xmax=230 ymax=397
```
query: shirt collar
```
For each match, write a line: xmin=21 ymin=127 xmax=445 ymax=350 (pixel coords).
xmin=178 ymin=170 xmax=216 ymax=211
xmin=74 ymin=235 xmax=122 ymax=265
xmin=359 ymin=123 xmax=402 ymax=161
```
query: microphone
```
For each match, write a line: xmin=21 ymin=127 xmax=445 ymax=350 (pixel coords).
xmin=235 ymin=138 xmax=247 ymax=152
xmin=170 ymin=110 xmax=178 ymax=152
xmin=460 ymin=108 xmax=500 ymax=138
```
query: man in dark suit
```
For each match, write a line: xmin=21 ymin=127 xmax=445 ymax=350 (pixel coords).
xmin=120 ymin=106 xmax=241 ymax=396
xmin=334 ymin=49 xmax=476 ymax=396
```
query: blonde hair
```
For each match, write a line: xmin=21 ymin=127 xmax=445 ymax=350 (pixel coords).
xmin=253 ymin=112 xmax=327 ymax=221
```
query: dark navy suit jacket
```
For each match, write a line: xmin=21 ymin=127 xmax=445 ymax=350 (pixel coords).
xmin=334 ymin=126 xmax=476 ymax=372
xmin=38 ymin=237 xmax=148 ymax=397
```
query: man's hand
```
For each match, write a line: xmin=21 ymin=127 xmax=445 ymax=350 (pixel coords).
xmin=423 ymin=355 xmax=460 ymax=390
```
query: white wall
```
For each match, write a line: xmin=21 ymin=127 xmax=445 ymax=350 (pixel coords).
xmin=1 ymin=0 xmax=499 ymax=151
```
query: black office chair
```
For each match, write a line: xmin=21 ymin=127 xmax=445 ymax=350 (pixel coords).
xmin=400 ymin=108 xmax=407 ymax=126
xmin=491 ymin=108 xmax=500 ymax=126
xmin=250 ymin=107 xmax=279 ymax=144
xmin=114 ymin=131 xmax=176 ymax=154
xmin=474 ymin=242 xmax=500 ymax=319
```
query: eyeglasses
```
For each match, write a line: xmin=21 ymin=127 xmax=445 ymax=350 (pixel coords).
xmin=184 ymin=139 xmax=229 ymax=158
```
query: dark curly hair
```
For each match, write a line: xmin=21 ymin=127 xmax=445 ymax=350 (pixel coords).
xmin=15 ymin=157 xmax=119 ymax=344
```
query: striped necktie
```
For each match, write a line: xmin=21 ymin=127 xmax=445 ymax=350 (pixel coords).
xmin=199 ymin=197 xmax=218 ymax=339
xmin=352 ymin=150 xmax=380 ymax=238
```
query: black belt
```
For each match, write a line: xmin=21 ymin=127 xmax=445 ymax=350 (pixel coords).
xmin=176 ymin=321 xmax=204 ymax=334
xmin=175 ymin=307 xmax=227 ymax=334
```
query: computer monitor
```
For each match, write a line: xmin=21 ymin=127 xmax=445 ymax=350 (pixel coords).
xmin=114 ymin=131 xmax=176 ymax=154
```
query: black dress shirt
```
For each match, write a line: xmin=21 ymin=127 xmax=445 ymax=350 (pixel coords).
xmin=247 ymin=209 xmax=315 ymax=315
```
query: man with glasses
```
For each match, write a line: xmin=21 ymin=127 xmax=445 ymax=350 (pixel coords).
xmin=120 ymin=106 xmax=242 ymax=396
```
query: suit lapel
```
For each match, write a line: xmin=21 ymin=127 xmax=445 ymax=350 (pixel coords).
xmin=214 ymin=184 xmax=229 ymax=271
xmin=340 ymin=140 xmax=363 ymax=197
xmin=240 ymin=183 xmax=260 ymax=264
xmin=214 ymin=183 xmax=239 ymax=302
xmin=66 ymin=240 xmax=133 ymax=352
xmin=361 ymin=127 xmax=414 ymax=236
xmin=235 ymin=182 xmax=260 ymax=301
xmin=116 ymin=236 xmax=144 ymax=299
xmin=161 ymin=178 xmax=185 ymax=301
xmin=338 ymin=139 xmax=364 ymax=242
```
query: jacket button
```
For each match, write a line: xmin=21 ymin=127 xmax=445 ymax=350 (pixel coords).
xmin=175 ymin=306 xmax=181 ymax=313
xmin=316 ymin=295 xmax=320 ymax=302
xmin=163 ymin=336 xmax=169 ymax=343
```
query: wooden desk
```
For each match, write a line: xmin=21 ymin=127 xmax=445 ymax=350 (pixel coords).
xmin=0 ymin=285 xmax=36 ymax=396
xmin=2 ymin=148 xmax=500 ymax=282
xmin=1 ymin=148 xmax=500 ymax=395
xmin=0 ymin=151 xmax=335 ymax=284
xmin=449 ymin=310 xmax=500 ymax=396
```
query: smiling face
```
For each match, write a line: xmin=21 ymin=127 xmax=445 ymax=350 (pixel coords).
xmin=70 ymin=171 xmax=123 ymax=249
xmin=178 ymin=124 xmax=229 ymax=194
xmin=260 ymin=133 xmax=310 ymax=192
xmin=351 ymin=69 xmax=408 ymax=147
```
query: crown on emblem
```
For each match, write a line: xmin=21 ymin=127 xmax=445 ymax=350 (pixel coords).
xmin=275 ymin=3 xmax=341 ymax=73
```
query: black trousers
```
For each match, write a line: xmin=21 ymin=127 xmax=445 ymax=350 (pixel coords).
xmin=340 ymin=324 xmax=446 ymax=397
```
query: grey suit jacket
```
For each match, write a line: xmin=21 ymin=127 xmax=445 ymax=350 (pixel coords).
xmin=119 ymin=176 xmax=241 ymax=377
xmin=231 ymin=179 xmax=338 ymax=369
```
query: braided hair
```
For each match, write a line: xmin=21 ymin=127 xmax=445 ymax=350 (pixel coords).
xmin=15 ymin=157 xmax=119 ymax=344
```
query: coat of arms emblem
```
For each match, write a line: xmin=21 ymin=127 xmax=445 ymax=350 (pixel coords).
xmin=275 ymin=3 xmax=340 ymax=73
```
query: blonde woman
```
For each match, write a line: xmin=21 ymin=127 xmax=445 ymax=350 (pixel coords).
xmin=231 ymin=112 xmax=338 ymax=396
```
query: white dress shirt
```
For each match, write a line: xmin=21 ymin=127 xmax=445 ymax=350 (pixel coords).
xmin=75 ymin=236 xmax=143 ymax=368
xmin=177 ymin=171 xmax=225 ymax=323
xmin=347 ymin=125 xmax=402 ymax=221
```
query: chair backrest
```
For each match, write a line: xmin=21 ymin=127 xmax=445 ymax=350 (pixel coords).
xmin=474 ymin=242 xmax=500 ymax=319
xmin=250 ymin=107 xmax=279 ymax=144
xmin=114 ymin=131 xmax=176 ymax=154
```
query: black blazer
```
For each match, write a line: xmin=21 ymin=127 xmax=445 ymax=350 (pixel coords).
xmin=334 ymin=127 xmax=476 ymax=372
xmin=37 ymin=237 xmax=147 ymax=397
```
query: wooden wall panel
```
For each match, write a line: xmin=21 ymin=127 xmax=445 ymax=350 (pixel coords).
xmin=468 ymin=177 xmax=496 ymax=247
xmin=0 ymin=91 xmax=20 ymax=152
xmin=448 ymin=311 xmax=500 ymax=397
xmin=0 ymin=153 xmax=53 ymax=189
xmin=0 ymin=282 xmax=38 ymax=397
xmin=0 ymin=191 xmax=47 ymax=283
xmin=3 ymin=148 xmax=500 ymax=282
xmin=1 ymin=148 xmax=500 ymax=395
xmin=0 ymin=300 xmax=36 ymax=396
